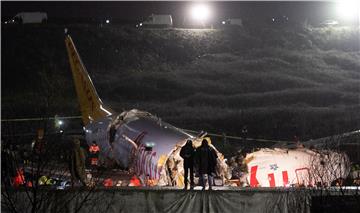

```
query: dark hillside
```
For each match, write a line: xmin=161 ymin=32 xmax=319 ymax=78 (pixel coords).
xmin=2 ymin=24 xmax=360 ymax=140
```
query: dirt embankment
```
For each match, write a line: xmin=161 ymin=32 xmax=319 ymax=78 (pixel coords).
xmin=2 ymin=24 xmax=360 ymax=141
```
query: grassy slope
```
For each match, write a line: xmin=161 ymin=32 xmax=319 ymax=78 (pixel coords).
xmin=2 ymin=24 xmax=360 ymax=140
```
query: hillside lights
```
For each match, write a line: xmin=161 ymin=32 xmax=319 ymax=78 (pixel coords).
xmin=336 ymin=0 xmax=360 ymax=20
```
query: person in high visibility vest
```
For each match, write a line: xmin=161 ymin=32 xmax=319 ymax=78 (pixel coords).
xmin=103 ymin=178 xmax=113 ymax=187
xmin=13 ymin=168 xmax=25 ymax=187
xmin=38 ymin=175 xmax=55 ymax=186
xmin=129 ymin=175 xmax=141 ymax=186
xmin=89 ymin=141 xmax=100 ymax=167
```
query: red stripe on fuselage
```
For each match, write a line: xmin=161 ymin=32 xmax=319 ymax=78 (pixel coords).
xmin=149 ymin=152 xmax=156 ymax=179
xmin=268 ymin=173 xmax=275 ymax=187
xmin=132 ymin=131 xmax=146 ymax=174
xmin=136 ymin=145 xmax=145 ymax=174
xmin=250 ymin=166 xmax=259 ymax=187
xmin=134 ymin=132 xmax=147 ymax=145
xmin=282 ymin=171 xmax=288 ymax=186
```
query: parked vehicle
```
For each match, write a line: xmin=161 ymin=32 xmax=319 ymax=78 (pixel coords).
xmin=4 ymin=12 xmax=47 ymax=24
xmin=137 ymin=14 xmax=173 ymax=28
xmin=222 ymin=18 xmax=243 ymax=27
xmin=319 ymin=20 xmax=339 ymax=27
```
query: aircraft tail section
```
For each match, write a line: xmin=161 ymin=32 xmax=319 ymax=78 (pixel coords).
xmin=65 ymin=35 xmax=112 ymax=125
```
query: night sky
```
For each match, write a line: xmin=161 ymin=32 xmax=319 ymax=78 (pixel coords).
xmin=2 ymin=1 xmax=339 ymax=25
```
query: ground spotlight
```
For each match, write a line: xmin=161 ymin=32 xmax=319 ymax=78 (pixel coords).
xmin=336 ymin=0 xmax=360 ymax=20
xmin=191 ymin=4 xmax=211 ymax=22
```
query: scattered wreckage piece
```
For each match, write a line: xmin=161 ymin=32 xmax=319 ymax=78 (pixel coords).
xmin=237 ymin=148 xmax=350 ymax=187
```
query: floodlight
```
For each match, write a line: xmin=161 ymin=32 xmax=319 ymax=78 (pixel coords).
xmin=191 ymin=4 xmax=210 ymax=21
xmin=336 ymin=0 xmax=360 ymax=20
xmin=106 ymin=19 xmax=110 ymax=24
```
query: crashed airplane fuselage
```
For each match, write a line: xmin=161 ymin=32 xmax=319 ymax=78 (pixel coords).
xmin=65 ymin=34 xmax=227 ymax=186
xmin=65 ymin=34 xmax=350 ymax=188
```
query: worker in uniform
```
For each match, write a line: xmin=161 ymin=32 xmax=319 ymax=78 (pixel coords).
xmin=33 ymin=129 xmax=46 ymax=155
xmin=129 ymin=175 xmax=141 ymax=186
xmin=89 ymin=141 xmax=100 ymax=168
xmin=13 ymin=169 xmax=25 ymax=187
xmin=180 ymin=139 xmax=195 ymax=190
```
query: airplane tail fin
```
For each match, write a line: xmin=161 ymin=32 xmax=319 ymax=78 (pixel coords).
xmin=65 ymin=34 xmax=112 ymax=125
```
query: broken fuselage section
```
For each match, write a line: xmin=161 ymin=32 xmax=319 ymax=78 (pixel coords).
xmin=65 ymin=34 xmax=228 ymax=187
xmin=237 ymin=148 xmax=351 ymax=187
xmin=84 ymin=109 xmax=228 ymax=186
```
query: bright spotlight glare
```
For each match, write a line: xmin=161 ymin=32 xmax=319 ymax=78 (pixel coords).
xmin=336 ymin=0 xmax=360 ymax=20
xmin=191 ymin=4 xmax=210 ymax=21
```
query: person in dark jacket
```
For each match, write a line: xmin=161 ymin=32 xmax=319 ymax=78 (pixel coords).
xmin=180 ymin=139 xmax=195 ymax=190
xmin=197 ymin=139 xmax=217 ymax=190
xmin=1 ymin=143 xmax=17 ymax=186
xmin=69 ymin=139 xmax=87 ymax=187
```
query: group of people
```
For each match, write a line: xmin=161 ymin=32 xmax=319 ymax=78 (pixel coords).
xmin=180 ymin=139 xmax=218 ymax=190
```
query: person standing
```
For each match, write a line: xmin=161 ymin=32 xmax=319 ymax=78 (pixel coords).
xmin=241 ymin=126 xmax=248 ymax=143
xmin=69 ymin=138 xmax=87 ymax=187
xmin=197 ymin=139 xmax=217 ymax=190
xmin=1 ymin=143 xmax=17 ymax=186
xmin=33 ymin=129 xmax=46 ymax=155
xmin=180 ymin=139 xmax=195 ymax=190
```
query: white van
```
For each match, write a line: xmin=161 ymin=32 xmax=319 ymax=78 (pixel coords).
xmin=222 ymin=18 xmax=243 ymax=27
xmin=5 ymin=12 xmax=47 ymax=24
xmin=138 ymin=14 xmax=173 ymax=28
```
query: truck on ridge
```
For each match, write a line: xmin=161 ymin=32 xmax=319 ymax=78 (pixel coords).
xmin=5 ymin=12 xmax=47 ymax=24
xmin=137 ymin=14 xmax=173 ymax=28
